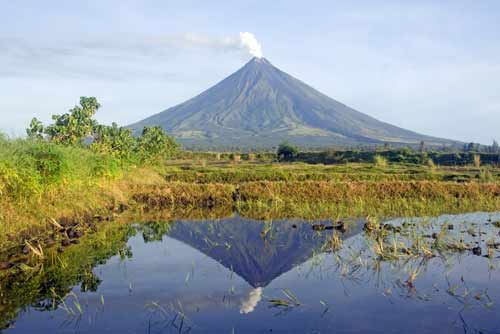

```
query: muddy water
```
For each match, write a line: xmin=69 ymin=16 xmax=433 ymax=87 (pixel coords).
xmin=2 ymin=212 xmax=500 ymax=333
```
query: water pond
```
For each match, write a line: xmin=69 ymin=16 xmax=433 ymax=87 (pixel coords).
xmin=2 ymin=211 xmax=500 ymax=333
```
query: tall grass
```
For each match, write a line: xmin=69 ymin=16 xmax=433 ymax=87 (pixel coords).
xmin=0 ymin=136 xmax=133 ymax=249
xmin=0 ymin=138 xmax=123 ymax=202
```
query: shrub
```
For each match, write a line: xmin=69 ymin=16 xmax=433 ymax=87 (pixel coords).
xmin=90 ymin=155 xmax=122 ymax=178
xmin=91 ymin=123 xmax=137 ymax=161
xmin=0 ymin=161 xmax=42 ymax=201
xmin=373 ymin=155 xmax=388 ymax=168
xmin=26 ymin=144 xmax=68 ymax=184
xmin=136 ymin=126 xmax=179 ymax=163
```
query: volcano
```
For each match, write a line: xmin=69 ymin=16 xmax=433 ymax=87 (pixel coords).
xmin=129 ymin=57 xmax=454 ymax=148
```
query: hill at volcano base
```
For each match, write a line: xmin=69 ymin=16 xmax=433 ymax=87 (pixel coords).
xmin=128 ymin=57 xmax=456 ymax=149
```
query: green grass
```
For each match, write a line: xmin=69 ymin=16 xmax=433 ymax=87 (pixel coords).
xmin=162 ymin=159 xmax=500 ymax=183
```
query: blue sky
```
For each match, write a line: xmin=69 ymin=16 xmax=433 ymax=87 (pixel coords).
xmin=1 ymin=0 xmax=499 ymax=144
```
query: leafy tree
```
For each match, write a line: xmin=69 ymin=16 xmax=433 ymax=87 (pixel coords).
xmin=136 ymin=126 xmax=179 ymax=162
xmin=44 ymin=97 xmax=100 ymax=145
xmin=277 ymin=141 xmax=298 ymax=161
xmin=91 ymin=123 xmax=137 ymax=160
xmin=26 ymin=118 xmax=45 ymax=140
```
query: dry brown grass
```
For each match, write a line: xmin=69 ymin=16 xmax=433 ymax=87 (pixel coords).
xmin=237 ymin=181 xmax=500 ymax=203
xmin=131 ymin=183 xmax=235 ymax=209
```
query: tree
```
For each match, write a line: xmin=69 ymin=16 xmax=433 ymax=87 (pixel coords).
xmin=26 ymin=117 xmax=44 ymax=140
xmin=91 ymin=122 xmax=137 ymax=160
xmin=44 ymin=97 xmax=100 ymax=145
xmin=277 ymin=141 xmax=298 ymax=161
xmin=136 ymin=126 xmax=179 ymax=162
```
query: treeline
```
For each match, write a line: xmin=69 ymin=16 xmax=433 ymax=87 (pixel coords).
xmin=279 ymin=147 xmax=500 ymax=166
xmin=178 ymin=144 xmax=500 ymax=167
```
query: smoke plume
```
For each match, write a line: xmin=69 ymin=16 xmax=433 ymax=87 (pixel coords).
xmin=239 ymin=32 xmax=263 ymax=58
xmin=183 ymin=31 xmax=263 ymax=58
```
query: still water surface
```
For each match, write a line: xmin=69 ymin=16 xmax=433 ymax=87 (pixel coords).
xmin=4 ymin=212 xmax=500 ymax=333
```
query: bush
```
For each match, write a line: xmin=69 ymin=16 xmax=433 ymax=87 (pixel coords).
xmin=0 ymin=161 xmax=42 ymax=201
xmin=26 ymin=144 xmax=68 ymax=184
xmin=136 ymin=126 xmax=179 ymax=163
xmin=91 ymin=123 xmax=137 ymax=161
xmin=373 ymin=155 xmax=388 ymax=168
xmin=277 ymin=142 xmax=298 ymax=161
xmin=90 ymin=155 xmax=122 ymax=178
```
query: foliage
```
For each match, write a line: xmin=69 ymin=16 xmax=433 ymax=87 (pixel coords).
xmin=277 ymin=141 xmax=298 ymax=161
xmin=136 ymin=126 xmax=179 ymax=162
xmin=91 ymin=123 xmax=136 ymax=160
xmin=26 ymin=118 xmax=44 ymax=140
xmin=23 ymin=97 xmax=179 ymax=164
xmin=285 ymin=149 xmax=500 ymax=166
xmin=44 ymin=97 xmax=100 ymax=145
xmin=90 ymin=154 xmax=122 ymax=178
xmin=0 ymin=160 xmax=42 ymax=201
xmin=26 ymin=143 xmax=68 ymax=184
xmin=373 ymin=155 xmax=388 ymax=167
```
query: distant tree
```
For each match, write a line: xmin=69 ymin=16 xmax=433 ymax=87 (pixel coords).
xmin=136 ymin=126 xmax=179 ymax=162
xmin=419 ymin=141 xmax=425 ymax=153
xmin=492 ymin=140 xmax=499 ymax=153
xmin=26 ymin=117 xmax=45 ymax=140
xmin=277 ymin=141 xmax=298 ymax=161
xmin=44 ymin=97 xmax=100 ymax=145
